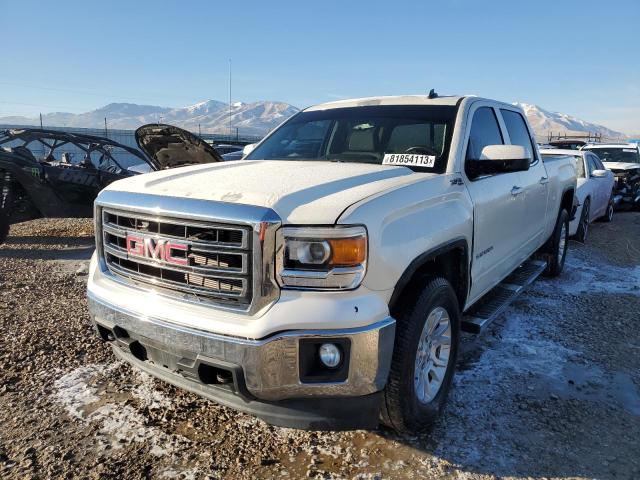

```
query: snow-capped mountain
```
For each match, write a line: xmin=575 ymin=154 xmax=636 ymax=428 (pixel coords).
xmin=0 ymin=99 xmax=625 ymax=140
xmin=516 ymin=103 xmax=625 ymax=140
xmin=0 ymin=100 xmax=299 ymax=135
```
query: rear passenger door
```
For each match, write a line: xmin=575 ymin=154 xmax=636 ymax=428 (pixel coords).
xmin=463 ymin=104 xmax=526 ymax=305
xmin=499 ymin=108 xmax=548 ymax=258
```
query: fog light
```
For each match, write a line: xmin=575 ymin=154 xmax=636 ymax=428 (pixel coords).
xmin=319 ymin=343 xmax=342 ymax=368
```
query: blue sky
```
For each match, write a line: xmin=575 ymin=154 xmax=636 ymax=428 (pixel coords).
xmin=1 ymin=0 xmax=639 ymax=132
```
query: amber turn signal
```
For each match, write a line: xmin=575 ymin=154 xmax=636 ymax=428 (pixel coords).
xmin=328 ymin=236 xmax=367 ymax=266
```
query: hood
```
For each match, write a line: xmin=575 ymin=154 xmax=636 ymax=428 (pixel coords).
xmin=603 ymin=161 xmax=640 ymax=172
xmin=104 ymin=160 xmax=428 ymax=223
xmin=135 ymin=124 xmax=223 ymax=170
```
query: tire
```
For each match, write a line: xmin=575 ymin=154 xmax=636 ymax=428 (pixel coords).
xmin=543 ymin=209 xmax=569 ymax=278
xmin=381 ymin=277 xmax=460 ymax=433
xmin=575 ymin=198 xmax=590 ymax=243
xmin=0 ymin=210 xmax=9 ymax=245
xmin=601 ymin=196 xmax=614 ymax=223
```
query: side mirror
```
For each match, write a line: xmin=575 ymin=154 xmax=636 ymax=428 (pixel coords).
xmin=591 ymin=169 xmax=607 ymax=178
xmin=467 ymin=145 xmax=531 ymax=177
xmin=242 ymin=143 xmax=256 ymax=157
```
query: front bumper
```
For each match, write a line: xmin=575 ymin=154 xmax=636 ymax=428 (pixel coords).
xmin=87 ymin=293 xmax=396 ymax=429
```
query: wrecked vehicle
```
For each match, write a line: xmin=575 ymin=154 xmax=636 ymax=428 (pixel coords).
xmin=87 ymin=95 xmax=577 ymax=432
xmin=0 ymin=125 xmax=222 ymax=244
xmin=582 ymin=143 xmax=640 ymax=209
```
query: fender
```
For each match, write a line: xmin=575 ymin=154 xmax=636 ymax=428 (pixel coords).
xmin=388 ymin=237 xmax=470 ymax=312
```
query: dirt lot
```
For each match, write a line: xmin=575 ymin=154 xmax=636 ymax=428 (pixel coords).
xmin=1 ymin=214 xmax=639 ymax=480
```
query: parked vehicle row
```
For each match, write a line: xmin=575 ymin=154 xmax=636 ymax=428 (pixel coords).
xmin=87 ymin=94 xmax=577 ymax=432
xmin=540 ymin=149 xmax=614 ymax=242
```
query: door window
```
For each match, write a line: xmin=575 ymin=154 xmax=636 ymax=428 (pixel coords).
xmin=465 ymin=107 xmax=504 ymax=163
xmin=587 ymin=154 xmax=598 ymax=175
xmin=500 ymin=109 xmax=536 ymax=162
xmin=593 ymin=155 xmax=606 ymax=170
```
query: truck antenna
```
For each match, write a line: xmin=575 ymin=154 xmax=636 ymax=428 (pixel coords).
xmin=428 ymin=89 xmax=438 ymax=99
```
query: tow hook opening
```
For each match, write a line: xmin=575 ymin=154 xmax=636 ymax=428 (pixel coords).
xmin=129 ymin=341 xmax=148 ymax=362
xmin=96 ymin=324 xmax=115 ymax=342
xmin=198 ymin=363 xmax=234 ymax=385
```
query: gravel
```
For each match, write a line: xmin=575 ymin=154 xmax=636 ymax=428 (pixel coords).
xmin=1 ymin=214 xmax=639 ymax=479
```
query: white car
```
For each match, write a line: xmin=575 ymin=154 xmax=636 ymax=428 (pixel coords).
xmin=541 ymin=149 xmax=615 ymax=241
xmin=581 ymin=143 xmax=640 ymax=209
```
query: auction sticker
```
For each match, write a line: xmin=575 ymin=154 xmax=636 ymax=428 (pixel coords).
xmin=383 ymin=153 xmax=436 ymax=167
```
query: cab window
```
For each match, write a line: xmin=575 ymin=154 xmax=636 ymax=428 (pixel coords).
xmin=500 ymin=109 xmax=536 ymax=163
xmin=465 ymin=107 xmax=504 ymax=162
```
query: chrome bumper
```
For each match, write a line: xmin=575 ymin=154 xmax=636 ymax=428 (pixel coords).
xmin=87 ymin=293 xmax=395 ymax=402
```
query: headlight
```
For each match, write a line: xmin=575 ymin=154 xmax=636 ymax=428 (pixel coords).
xmin=277 ymin=226 xmax=367 ymax=290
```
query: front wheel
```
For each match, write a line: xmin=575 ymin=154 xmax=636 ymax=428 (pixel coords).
xmin=575 ymin=199 xmax=590 ymax=243
xmin=543 ymin=209 xmax=569 ymax=277
xmin=602 ymin=197 xmax=614 ymax=223
xmin=0 ymin=210 xmax=9 ymax=245
xmin=382 ymin=277 xmax=460 ymax=433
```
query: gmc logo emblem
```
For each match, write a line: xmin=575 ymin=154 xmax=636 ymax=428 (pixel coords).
xmin=125 ymin=234 xmax=188 ymax=266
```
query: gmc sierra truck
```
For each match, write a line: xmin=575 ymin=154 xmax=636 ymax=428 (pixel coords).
xmin=87 ymin=95 xmax=577 ymax=432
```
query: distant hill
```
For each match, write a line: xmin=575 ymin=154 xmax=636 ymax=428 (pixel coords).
xmin=0 ymin=100 xmax=300 ymax=136
xmin=516 ymin=103 xmax=626 ymax=141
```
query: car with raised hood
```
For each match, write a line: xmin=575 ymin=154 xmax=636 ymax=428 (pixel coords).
xmin=0 ymin=124 xmax=222 ymax=244
xmin=581 ymin=143 xmax=640 ymax=209
xmin=541 ymin=149 xmax=615 ymax=241
xmin=87 ymin=94 xmax=577 ymax=432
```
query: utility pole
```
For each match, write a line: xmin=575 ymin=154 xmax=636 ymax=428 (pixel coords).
xmin=228 ymin=58 xmax=232 ymax=138
xmin=199 ymin=123 xmax=201 ymax=137
xmin=39 ymin=113 xmax=43 ymax=129
xmin=104 ymin=117 xmax=108 ymax=137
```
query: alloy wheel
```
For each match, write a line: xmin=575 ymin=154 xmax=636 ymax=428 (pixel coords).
xmin=414 ymin=306 xmax=452 ymax=404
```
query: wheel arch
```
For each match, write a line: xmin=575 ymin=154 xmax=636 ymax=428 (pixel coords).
xmin=388 ymin=238 xmax=469 ymax=316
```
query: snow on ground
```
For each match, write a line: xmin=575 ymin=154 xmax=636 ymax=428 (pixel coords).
xmin=430 ymin=249 xmax=640 ymax=470
xmin=54 ymin=362 xmax=190 ymax=457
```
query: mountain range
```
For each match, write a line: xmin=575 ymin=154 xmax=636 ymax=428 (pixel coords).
xmin=0 ymin=100 xmax=300 ymax=136
xmin=0 ymin=99 xmax=627 ymax=140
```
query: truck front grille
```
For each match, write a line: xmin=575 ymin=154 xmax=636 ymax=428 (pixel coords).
xmin=100 ymin=209 xmax=252 ymax=306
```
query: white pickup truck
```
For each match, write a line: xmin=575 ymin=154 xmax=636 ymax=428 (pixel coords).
xmin=87 ymin=95 xmax=577 ymax=432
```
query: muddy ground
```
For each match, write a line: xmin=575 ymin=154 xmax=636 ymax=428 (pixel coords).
xmin=0 ymin=214 xmax=639 ymax=480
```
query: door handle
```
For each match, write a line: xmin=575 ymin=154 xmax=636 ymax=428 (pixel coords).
xmin=511 ymin=186 xmax=523 ymax=196
xmin=539 ymin=176 xmax=549 ymax=185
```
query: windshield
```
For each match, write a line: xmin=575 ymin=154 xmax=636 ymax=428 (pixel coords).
xmin=582 ymin=147 xmax=640 ymax=164
xmin=245 ymin=105 xmax=458 ymax=173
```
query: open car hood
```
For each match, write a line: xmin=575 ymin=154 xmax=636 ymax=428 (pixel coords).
xmin=135 ymin=124 xmax=223 ymax=170
xmin=603 ymin=161 xmax=640 ymax=172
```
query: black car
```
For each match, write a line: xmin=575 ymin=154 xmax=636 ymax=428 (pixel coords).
xmin=0 ymin=124 xmax=222 ymax=244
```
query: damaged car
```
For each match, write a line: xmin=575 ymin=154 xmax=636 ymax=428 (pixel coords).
xmin=0 ymin=125 xmax=222 ymax=244
xmin=581 ymin=143 xmax=640 ymax=209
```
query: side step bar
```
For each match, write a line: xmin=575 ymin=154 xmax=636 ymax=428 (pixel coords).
xmin=461 ymin=259 xmax=547 ymax=334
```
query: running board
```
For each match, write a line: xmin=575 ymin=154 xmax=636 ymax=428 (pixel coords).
xmin=461 ymin=259 xmax=547 ymax=334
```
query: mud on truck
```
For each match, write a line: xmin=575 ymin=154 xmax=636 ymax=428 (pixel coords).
xmin=87 ymin=95 xmax=577 ymax=432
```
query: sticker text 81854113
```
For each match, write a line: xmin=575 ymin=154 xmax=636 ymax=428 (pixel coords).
xmin=382 ymin=153 xmax=436 ymax=167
